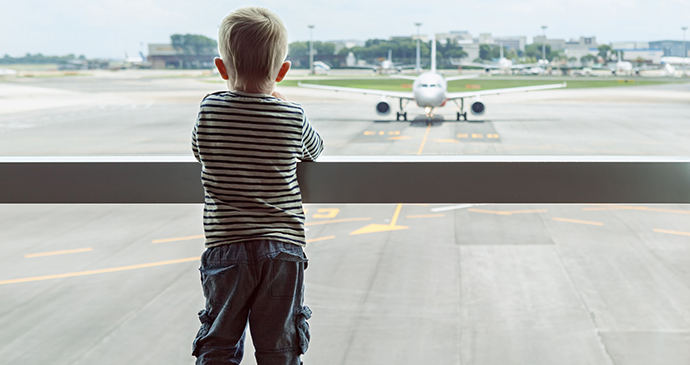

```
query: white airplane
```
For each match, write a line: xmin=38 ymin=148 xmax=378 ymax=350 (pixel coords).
xmin=298 ymin=35 xmax=566 ymax=122
xmin=610 ymin=51 xmax=634 ymax=76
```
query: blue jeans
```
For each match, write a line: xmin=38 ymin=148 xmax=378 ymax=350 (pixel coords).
xmin=192 ymin=240 xmax=311 ymax=365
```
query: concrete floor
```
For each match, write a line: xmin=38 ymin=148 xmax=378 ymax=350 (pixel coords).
xmin=0 ymin=72 xmax=689 ymax=364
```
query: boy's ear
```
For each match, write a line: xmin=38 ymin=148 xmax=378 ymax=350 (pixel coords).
xmin=275 ymin=61 xmax=291 ymax=82
xmin=214 ymin=57 xmax=229 ymax=80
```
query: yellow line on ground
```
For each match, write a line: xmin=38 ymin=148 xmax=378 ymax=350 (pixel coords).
xmin=305 ymin=217 xmax=371 ymax=226
xmin=306 ymin=236 xmax=336 ymax=243
xmin=406 ymin=214 xmax=445 ymax=218
xmin=152 ymin=235 xmax=204 ymax=244
xmin=0 ymin=257 xmax=200 ymax=286
xmin=390 ymin=204 xmax=404 ymax=226
xmin=417 ymin=124 xmax=431 ymax=155
xmin=25 ymin=247 xmax=93 ymax=258
xmin=552 ymin=217 xmax=604 ymax=226
xmin=653 ymin=228 xmax=690 ymax=237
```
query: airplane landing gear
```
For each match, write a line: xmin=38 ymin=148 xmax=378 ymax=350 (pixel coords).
xmin=396 ymin=111 xmax=407 ymax=121
xmin=456 ymin=111 xmax=467 ymax=121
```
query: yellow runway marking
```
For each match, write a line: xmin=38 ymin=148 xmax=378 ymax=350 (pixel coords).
xmin=305 ymin=217 xmax=371 ymax=226
xmin=25 ymin=247 xmax=93 ymax=258
xmin=406 ymin=214 xmax=445 ymax=218
xmin=552 ymin=217 xmax=604 ymax=226
xmin=313 ymin=208 xmax=340 ymax=219
xmin=152 ymin=235 xmax=204 ymax=244
xmin=0 ymin=257 xmax=200 ymax=286
xmin=653 ymin=228 xmax=690 ymax=237
xmin=457 ymin=133 xmax=468 ymax=138
xmin=388 ymin=136 xmax=412 ymax=140
xmin=417 ymin=124 xmax=431 ymax=155
xmin=468 ymin=208 xmax=547 ymax=216
xmin=434 ymin=139 xmax=459 ymax=143
xmin=306 ymin=236 xmax=336 ymax=243
xmin=583 ymin=205 xmax=690 ymax=215
xmin=351 ymin=204 xmax=409 ymax=235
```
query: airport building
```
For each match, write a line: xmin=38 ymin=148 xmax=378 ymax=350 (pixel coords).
xmin=611 ymin=41 xmax=650 ymax=50
xmin=532 ymin=35 xmax=566 ymax=51
xmin=563 ymin=36 xmax=598 ymax=62
xmin=147 ymin=43 xmax=216 ymax=69
xmin=494 ymin=36 xmax=527 ymax=53
xmin=649 ymin=40 xmax=690 ymax=57
xmin=616 ymin=49 xmax=664 ymax=64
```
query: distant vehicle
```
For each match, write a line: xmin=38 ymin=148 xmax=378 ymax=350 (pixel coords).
xmin=299 ymin=35 xmax=566 ymax=123
xmin=451 ymin=44 xmax=543 ymax=75
xmin=0 ymin=68 xmax=17 ymax=76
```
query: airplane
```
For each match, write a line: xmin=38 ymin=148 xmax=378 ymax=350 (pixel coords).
xmin=610 ymin=52 xmax=634 ymax=76
xmin=351 ymin=49 xmax=415 ymax=74
xmin=450 ymin=43 xmax=543 ymax=75
xmin=298 ymin=35 xmax=566 ymax=123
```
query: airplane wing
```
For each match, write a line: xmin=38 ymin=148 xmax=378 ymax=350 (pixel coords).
xmin=297 ymin=82 xmax=415 ymax=100
xmin=458 ymin=62 xmax=498 ymax=69
xmin=388 ymin=75 xmax=418 ymax=81
xmin=445 ymin=75 xmax=480 ymax=81
xmin=446 ymin=82 xmax=567 ymax=99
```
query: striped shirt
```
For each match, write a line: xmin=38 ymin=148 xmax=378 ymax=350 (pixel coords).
xmin=192 ymin=90 xmax=324 ymax=248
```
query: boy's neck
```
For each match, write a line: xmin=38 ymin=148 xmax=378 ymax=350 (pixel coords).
xmin=231 ymin=81 xmax=275 ymax=95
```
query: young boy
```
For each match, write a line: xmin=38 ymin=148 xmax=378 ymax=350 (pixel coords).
xmin=191 ymin=7 xmax=323 ymax=365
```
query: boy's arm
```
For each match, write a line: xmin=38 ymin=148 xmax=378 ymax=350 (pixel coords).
xmin=191 ymin=112 xmax=201 ymax=163
xmin=301 ymin=113 xmax=323 ymax=161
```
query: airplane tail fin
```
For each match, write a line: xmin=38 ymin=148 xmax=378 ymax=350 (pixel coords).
xmin=431 ymin=33 xmax=436 ymax=74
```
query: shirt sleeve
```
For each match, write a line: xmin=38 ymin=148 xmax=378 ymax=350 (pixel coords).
xmin=301 ymin=112 xmax=323 ymax=161
xmin=191 ymin=111 xmax=201 ymax=163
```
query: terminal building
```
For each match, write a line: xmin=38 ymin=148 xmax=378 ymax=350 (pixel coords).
xmin=147 ymin=44 xmax=216 ymax=69
xmin=649 ymin=40 xmax=690 ymax=57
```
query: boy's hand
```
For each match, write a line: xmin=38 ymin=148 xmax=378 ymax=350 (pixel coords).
xmin=271 ymin=90 xmax=287 ymax=101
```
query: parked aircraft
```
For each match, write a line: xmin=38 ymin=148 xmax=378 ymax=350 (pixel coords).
xmin=298 ymin=35 xmax=566 ymax=123
xmin=451 ymin=44 xmax=543 ymax=74
xmin=610 ymin=52 xmax=634 ymax=76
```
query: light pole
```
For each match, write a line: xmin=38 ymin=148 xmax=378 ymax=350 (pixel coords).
xmin=683 ymin=26 xmax=688 ymax=77
xmin=415 ymin=22 xmax=422 ymax=73
xmin=541 ymin=25 xmax=547 ymax=64
xmin=308 ymin=25 xmax=315 ymax=75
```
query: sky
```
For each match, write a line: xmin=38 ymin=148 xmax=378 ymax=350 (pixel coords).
xmin=1 ymin=0 xmax=689 ymax=59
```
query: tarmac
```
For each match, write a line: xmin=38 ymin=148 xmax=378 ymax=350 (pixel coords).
xmin=0 ymin=70 xmax=689 ymax=364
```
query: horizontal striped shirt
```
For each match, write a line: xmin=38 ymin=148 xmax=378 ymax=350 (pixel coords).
xmin=192 ymin=90 xmax=323 ymax=247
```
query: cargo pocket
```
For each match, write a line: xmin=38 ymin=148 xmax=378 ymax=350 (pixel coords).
xmin=192 ymin=309 xmax=213 ymax=357
xmin=295 ymin=305 xmax=312 ymax=355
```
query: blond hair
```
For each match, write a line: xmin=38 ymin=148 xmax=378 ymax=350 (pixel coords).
xmin=218 ymin=7 xmax=288 ymax=91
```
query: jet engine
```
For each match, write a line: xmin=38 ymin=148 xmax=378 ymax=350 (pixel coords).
xmin=470 ymin=101 xmax=485 ymax=116
xmin=376 ymin=101 xmax=391 ymax=116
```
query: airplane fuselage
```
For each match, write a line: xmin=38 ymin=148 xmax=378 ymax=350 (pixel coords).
xmin=412 ymin=72 xmax=447 ymax=108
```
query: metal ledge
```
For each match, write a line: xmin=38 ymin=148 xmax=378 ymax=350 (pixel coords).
xmin=1 ymin=156 xmax=690 ymax=204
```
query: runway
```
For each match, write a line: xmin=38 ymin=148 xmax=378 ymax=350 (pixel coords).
xmin=1 ymin=71 xmax=689 ymax=364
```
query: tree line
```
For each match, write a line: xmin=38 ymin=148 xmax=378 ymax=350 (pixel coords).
xmin=0 ymin=54 xmax=87 ymax=64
